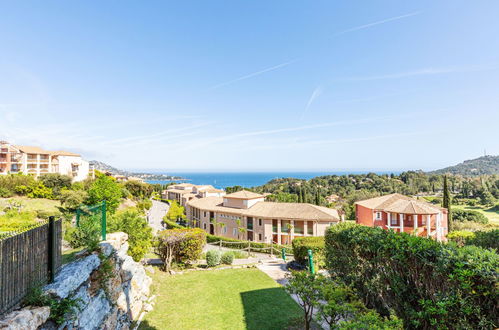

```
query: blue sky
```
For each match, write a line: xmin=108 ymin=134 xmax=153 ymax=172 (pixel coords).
xmin=1 ymin=1 xmax=498 ymax=172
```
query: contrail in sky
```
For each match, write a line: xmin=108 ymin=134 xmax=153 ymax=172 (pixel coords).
xmin=208 ymin=59 xmax=298 ymax=90
xmin=334 ymin=11 xmax=421 ymax=36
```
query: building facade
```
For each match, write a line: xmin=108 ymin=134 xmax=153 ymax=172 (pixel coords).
xmin=186 ymin=190 xmax=341 ymax=244
xmin=0 ymin=141 xmax=90 ymax=182
xmin=355 ymin=193 xmax=448 ymax=241
xmin=162 ymin=183 xmax=225 ymax=206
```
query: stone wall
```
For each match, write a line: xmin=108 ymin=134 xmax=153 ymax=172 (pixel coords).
xmin=0 ymin=232 xmax=152 ymax=330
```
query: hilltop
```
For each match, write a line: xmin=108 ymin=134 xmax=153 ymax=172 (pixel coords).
xmin=428 ymin=155 xmax=499 ymax=176
xmin=89 ymin=160 xmax=184 ymax=181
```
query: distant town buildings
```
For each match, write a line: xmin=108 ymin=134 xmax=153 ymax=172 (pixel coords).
xmin=163 ymin=183 xmax=226 ymax=206
xmin=0 ymin=141 xmax=90 ymax=182
xmin=355 ymin=193 xmax=448 ymax=241
xmin=186 ymin=190 xmax=341 ymax=244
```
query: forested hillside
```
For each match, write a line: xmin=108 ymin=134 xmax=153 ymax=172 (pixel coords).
xmin=226 ymin=171 xmax=499 ymax=220
xmin=429 ymin=155 xmax=499 ymax=176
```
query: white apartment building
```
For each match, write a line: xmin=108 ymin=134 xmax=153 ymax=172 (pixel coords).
xmin=0 ymin=141 xmax=90 ymax=182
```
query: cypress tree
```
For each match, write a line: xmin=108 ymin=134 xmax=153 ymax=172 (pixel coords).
xmin=442 ymin=175 xmax=452 ymax=231
xmin=315 ymin=190 xmax=320 ymax=205
xmin=297 ymin=188 xmax=302 ymax=203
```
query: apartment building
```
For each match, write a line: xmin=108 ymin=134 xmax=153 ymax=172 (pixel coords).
xmin=162 ymin=183 xmax=225 ymax=206
xmin=186 ymin=190 xmax=341 ymax=244
xmin=355 ymin=193 xmax=448 ymax=241
xmin=0 ymin=141 xmax=90 ymax=182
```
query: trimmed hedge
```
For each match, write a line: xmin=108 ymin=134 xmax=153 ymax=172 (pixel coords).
xmin=292 ymin=236 xmax=325 ymax=269
xmin=453 ymin=209 xmax=489 ymax=224
xmin=325 ymin=223 xmax=498 ymax=329
xmin=163 ymin=219 xmax=184 ymax=229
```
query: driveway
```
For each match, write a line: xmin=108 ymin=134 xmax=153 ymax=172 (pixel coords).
xmin=148 ymin=199 xmax=169 ymax=233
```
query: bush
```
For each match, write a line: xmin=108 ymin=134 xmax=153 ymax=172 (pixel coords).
xmin=27 ymin=182 xmax=53 ymax=199
xmin=155 ymin=228 xmax=206 ymax=271
xmin=38 ymin=173 xmax=72 ymax=197
xmin=206 ymin=250 xmax=221 ymax=267
xmin=0 ymin=187 xmax=13 ymax=198
xmin=59 ymin=190 xmax=88 ymax=210
xmin=292 ymin=236 xmax=325 ymax=269
xmin=35 ymin=209 xmax=62 ymax=220
xmin=221 ymin=251 xmax=234 ymax=265
xmin=447 ymin=230 xmax=476 ymax=246
xmin=325 ymin=223 xmax=498 ymax=329
xmin=453 ymin=209 xmax=488 ymax=224
xmin=65 ymin=214 xmax=101 ymax=251
xmin=108 ymin=208 xmax=153 ymax=261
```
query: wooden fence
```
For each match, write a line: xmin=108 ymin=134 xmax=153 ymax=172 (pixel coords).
xmin=0 ymin=217 xmax=62 ymax=316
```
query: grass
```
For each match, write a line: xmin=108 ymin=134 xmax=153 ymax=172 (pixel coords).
xmin=139 ymin=268 xmax=302 ymax=330
xmin=452 ymin=204 xmax=499 ymax=225
xmin=0 ymin=197 xmax=61 ymax=213
xmin=62 ymin=247 xmax=85 ymax=264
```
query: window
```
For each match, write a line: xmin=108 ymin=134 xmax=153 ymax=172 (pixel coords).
xmin=233 ymin=228 xmax=237 ymax=236
xmin=258 ymin=234 xmax=262 ymax=241
xmin=375 ymin=212 xmax=382 ymax=220
xmin=204 ymin=211 xmax=206 ymax=217
xmin=258 ymin=219 xmax=262 ymax=226
xmin=203 ymin=223 xmax=207 ymax=230
xmin=223 ymin=227 xmax=227 ymax=234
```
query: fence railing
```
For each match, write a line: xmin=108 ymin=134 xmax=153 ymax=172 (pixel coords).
xmin=211 ymin=240 xmax=294 ymax=257
xmin=0 ymin=217 xmax=62 ymax=316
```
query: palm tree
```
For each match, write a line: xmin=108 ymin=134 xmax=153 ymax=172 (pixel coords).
xmin=235 ymin=218 xmax=247 ymax=240
xmin=218 ymin=222 xmax=226 ymax=236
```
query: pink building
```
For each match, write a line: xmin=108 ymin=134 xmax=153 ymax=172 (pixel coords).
xmin=355 ymin=193 xmax=448 ymax=241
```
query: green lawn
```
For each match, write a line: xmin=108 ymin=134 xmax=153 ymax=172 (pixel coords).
xmin=0 ymin=197 xmax=61 ymax=213
xmin=452 ymin=204 xmax=499 ymax=225
xmin=139 ymin=268 xmax=302 ymax=330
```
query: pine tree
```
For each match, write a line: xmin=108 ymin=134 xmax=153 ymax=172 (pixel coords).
xmin=442 ymin=175 xmax=452 ymax=231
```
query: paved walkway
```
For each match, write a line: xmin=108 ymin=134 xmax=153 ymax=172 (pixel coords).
xmin=148 ymin=199 xmax=169 ymax=233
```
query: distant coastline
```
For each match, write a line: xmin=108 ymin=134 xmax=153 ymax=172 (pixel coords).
xmin=145 ymin=171 xmax=401 ymax=189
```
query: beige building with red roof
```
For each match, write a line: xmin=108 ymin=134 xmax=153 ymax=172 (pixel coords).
xmin=163 ymin=183 xmax=225 ymax=206
xmin=355 ymin=193 xmax=448 ymax=241
xmin=0 ymin=141 xmax=90 ymax=181
xmin=186 ymin=190 xmax=341 ymax=244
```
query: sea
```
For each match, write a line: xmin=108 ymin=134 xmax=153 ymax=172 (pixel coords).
xmin=145 ymin=171 xmax=399 ymax=189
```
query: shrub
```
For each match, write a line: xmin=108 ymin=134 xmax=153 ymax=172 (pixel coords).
xmin=155 ymin=228 xmax=206 ymax=271
xmin=0 ymin=187 xmax=13 ymax=198
xmin=38 ymin=173 xmax=72 ymax=196
xmin=27 ymin=182 xmax=53 ymax=199
xmin=65 ymin=214 xmax=101 ymax=251
xmin=59 ymin=190 xmax=88 ymax=210
xmin=448 ymin=229 xmax=499 ymax=250
xmin=325 ymin=223 xmax=498 ymax=329
xmin=35 ymin=209 xmax=62 ymax=220
xmin=221 ymin=251 xmax=234 ymax=265
xmin=447 ymin=230 xmax=476 ymax=246
xmin=292 ymin=236 xmax=325 ymax=269
xmin=206 ymin=250 xmax=221 ymax=267
xmin=108 ymin=208 xmax=153 ymax=261
xmin=163 ymin=219 xmax=185 ymax=229
xmin=453 ymin=209 xmax=488 ymax=224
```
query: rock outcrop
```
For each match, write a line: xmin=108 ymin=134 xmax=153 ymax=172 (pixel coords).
xmin=0 ymin=232 xmax=152 ymax=330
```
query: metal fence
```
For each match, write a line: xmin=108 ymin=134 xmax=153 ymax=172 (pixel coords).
xmin=0 ymin=217 xmax=62 ymax=316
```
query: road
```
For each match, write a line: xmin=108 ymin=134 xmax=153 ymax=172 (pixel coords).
xmin=148 ymin=199 xmax=169 ymax=233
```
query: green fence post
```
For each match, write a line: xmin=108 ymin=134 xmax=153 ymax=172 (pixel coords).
xmin=76 ymin=208 xmax=81 ymax=227
xmin=281 ymin=248 xmax=286 ymax=261
xmin=307 ymin=249 xmax=315 ymax=275
xmin=101 ymin=200 xmax=107 ymax=241
xmin=48 ymin=216 xmax=56 ymax=283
